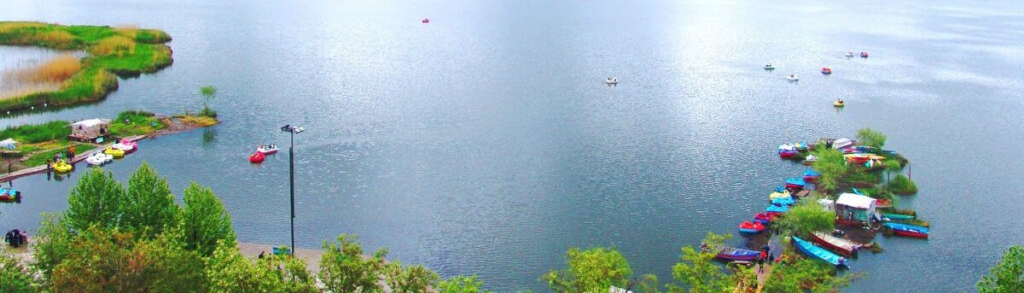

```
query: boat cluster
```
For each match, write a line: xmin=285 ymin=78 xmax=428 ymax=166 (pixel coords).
xmin=714 ymin=137 xmax=928 ymax=269
xmin=47 ymin=138 xmax=139 ymax=176
xmin=765 ymin=50 xmax=871 ymax=106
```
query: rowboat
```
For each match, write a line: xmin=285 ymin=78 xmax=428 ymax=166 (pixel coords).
xmin=882 ymin=213 xmax=915 ymax=221
xmin=753 ymin=212 xmax=780 ymax=224
xmin=884 ymin=223 xmax=929 ymax=238
xmin=766 ymin=203 xmax=789 ymax=213
xmin=810 ymin=232 xmax=866 ymax=256
xmin=716 ymin=246 xmax=761 ymax=261
xmin=793 ymin=236 xmax=849 ymax=268
xmin=785 ymin=178 xmax=806 ymax=190
xmin=803 ymin=169 xmax=821 ymax=181
xmin=738 ymin=221 xmax=765 ymax=234
xmin=771 ymin=196 xmax=795 ymax=206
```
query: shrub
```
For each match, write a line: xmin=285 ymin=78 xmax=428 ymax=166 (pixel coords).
xmin=198 ymin=107 xmax=217 ymax=118
xmin=89 ymin=35 xmax=136 ymax=57
xmin=0 ymin=120 xmax=70 ymax=143
xmin=887 ymin=174 xmax=918 ymax=195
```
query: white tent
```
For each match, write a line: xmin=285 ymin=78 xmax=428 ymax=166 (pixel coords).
xmin=0 ymin=138 xmax=16 ymax=150
xmin=817 ymin=198 xmax=835 ymax=211
xmin=836 ymin=193 xmax=877 ymax=222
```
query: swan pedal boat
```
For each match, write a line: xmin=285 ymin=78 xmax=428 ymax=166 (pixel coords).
xmin=52 ymin=160 xmax=73 ymax=173
xmin=104 ymin=147 xmax=125 ymax=158
xmin=112 ymin=138 xmax=137 ymax=153
xmin=86 ymin=152 xmax=114 ymax=166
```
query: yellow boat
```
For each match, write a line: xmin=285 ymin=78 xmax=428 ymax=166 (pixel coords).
xmin=52 ymin=159 xmax=73 ymax=173
xmin=769 ymin=190 xmax=791 ymax=200
xmin=104 ymin=146 xmax=125 ymax=158
xmin=833 ymin=100 xmax=845 ymax=107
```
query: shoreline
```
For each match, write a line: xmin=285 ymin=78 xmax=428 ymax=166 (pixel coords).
xmin=0 ymin=114 xmax=216 ymax=183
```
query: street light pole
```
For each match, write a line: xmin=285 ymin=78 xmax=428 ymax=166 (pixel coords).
xmin=282 ymin=125 xmax=304 ymax=256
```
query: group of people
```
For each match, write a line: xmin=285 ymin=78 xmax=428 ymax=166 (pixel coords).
xmin=5 ymin=229 xmax=27 ymax=248
xmin=44 ymin=145 xmax=77 ymax=170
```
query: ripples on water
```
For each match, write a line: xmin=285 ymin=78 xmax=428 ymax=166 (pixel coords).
xmin=2 ymin=0 xmax=1023 ymax=292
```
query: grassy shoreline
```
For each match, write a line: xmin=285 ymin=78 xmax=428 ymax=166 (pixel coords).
xmin=0 ymin=110 xmax=216 ymax=173
xmin=0 ymin=22 xmax=173 ymax=112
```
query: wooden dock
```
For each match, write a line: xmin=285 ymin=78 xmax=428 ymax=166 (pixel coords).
xmin=0 ymin=135 xmax=146 ymax=183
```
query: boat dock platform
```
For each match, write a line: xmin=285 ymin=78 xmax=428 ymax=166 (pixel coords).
xmin=0 ymin=135 xmax=146 ymax=183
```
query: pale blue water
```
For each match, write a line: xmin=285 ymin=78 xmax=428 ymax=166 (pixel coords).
xmin=1 ymin=0 xmax=1023 ymax=292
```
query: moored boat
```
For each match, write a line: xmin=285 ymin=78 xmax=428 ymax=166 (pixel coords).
xmin=803 ymin=169 xmax=821 ymax=181
xmin=884 ymin=223 xmax=929 ymax=238
xmin=779 ymin=144 xmax=797 ymax=159
xmin=793 ymin=236 xmax=849 ymax=268
xmin=881 ymin=213 xmax=914 ymax=220
xmin=738 ymin=221 xmax=765 ymax=234
xmin=754 ymin=212 xmax=780 ymax=224
xmin=86 ymin=152 xmax=114 ymax=166
xmin=821 ymin=67 xmax=832 ymax=75
xmin=112 ymin=138 xmax=137 ymax=153
xmin=769 ymin=188 xmax=791 ymax=200
xmin=772 ymin=196 xmax=795 ymax=206
xmin=766 ymin=203 xmax=789 ymax=213
xmin=605 ymin=77 xmax=618 ymax=85
xmin=104 ymin=146 xmax=125 ymax=158
xmin=716 ymin=246 xmax=761 ymax=261
xmin=784 ymin=178 xmax=806 ymax=190
xmin=810 ymin=232 xmax=866 ymax=256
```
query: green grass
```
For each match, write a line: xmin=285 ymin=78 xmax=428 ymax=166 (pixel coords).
xmin=843 ymin=168 xmax=882 ymax=184
xmin=108 ymin=110 xmax=167 ymax=137
xmin=887 ymin=174 xmax=918 ymax=195
xmin=23 ymin=144 xmax=96 ymax=166
xmin=0 ymin=21 xmax=173 ymax=112
xmin=0 ymin=120 xmax=70 ymax=143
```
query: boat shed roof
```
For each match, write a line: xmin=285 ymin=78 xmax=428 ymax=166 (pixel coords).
xmin=836 ymin=193 xmax=876 ymax=209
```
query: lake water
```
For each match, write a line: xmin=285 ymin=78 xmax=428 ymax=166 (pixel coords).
xmin=2 ymin=0 xmax=1023 ymax=292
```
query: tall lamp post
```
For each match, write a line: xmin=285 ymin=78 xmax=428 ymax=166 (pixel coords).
xmin=281 ymin=124 xmax=304 ymax=255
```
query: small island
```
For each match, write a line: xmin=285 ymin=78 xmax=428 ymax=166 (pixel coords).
xmin=0 ymin=22 xmax=173 ymax=112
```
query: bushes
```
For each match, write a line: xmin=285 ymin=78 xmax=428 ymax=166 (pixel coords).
xmin=109 ymin=110 xmax=167 ymax=137
xmin=887 ymin=174 xmax=918 ymax=195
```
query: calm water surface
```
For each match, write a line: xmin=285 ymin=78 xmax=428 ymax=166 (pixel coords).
xmin=2 ymin=0 xmax=1023 ymax=292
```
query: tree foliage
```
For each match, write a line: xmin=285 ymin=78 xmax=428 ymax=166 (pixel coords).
xmin=33 ymin=213 xmax=76 ymax=280
xmin=773 ymin=197 xmax=835 ymax=238
xmin=66 ymin=168 xmax=125 ymax=231
xmin=437 ymin=275 xmax=493 ymax=293
xmin=855 ymin=128 xmax=887 ymax=150
xmin=978 ymin=245 xmax=1024 ymax=293
xmin=667 ymin=232 xmax=732 ymax=293
xmin=206 ymin=241 xmax=289 ymax=293
xmin=122 ymin=162 xmax=181 ymax=238
xmin=811 ymin=147 xmax=848 ymax=194
xmin=181 ymin=182 xmax=236 ymax=256
xmin=0 ymin=249 xmax=36 ymax=293
xmin=385 ymin=262 xmax=440 ymax=293
xmin=762 ymin=251 xmax=854 ymax=293
xmin=48 ymin=227 xmax=206 ymax=293
xmin=542 ymin=247 xmax=649 ymax=293
xmin=318 ymin=234 xmax=389 ymax=293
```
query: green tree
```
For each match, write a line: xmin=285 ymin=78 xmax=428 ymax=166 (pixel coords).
xmin=762 ymin=252 xmax=853 ymax=293
xmin=263 ymin=254 xmax=319 ymax=293
xmin=0 ymin=249 xmax=36 ymax=293
xmin=48 ymin=227 xmax=206 ymax=293
xmin=667 ymin=233 xmax=732 ymax=293
xmin=542 ymin=247 xmax=649 ymax=293
xmin=65 ymin=168 xmax=125 ymax=231
xmin=811 ymin=148 xmax=848 ymax=194
xmin=319 ymin=234 xmax=389 ymax=293
xmin=206 ymin=241 xmax=287 ymax=293
xmin=437 ymin=275 xmax=494 ymax=293
xmin=200 ymin=85 xmax=217 ymax=108
xmin=181 ymin=182 xmax=236 ymax=256
xmin=855 ymin=128 xmax=887 ymax=150
xmin=122 ymin=162 xmax=181 ymax=238
xmin=33 ymin=214 xmax=76 ymax=280
xmin=772 ymin=197 xmax=835 ymax=238
xmin=978 ymin=245 xmax=1024 ymax=293
xmin=385 ymin=262 xmax=440 ymax=293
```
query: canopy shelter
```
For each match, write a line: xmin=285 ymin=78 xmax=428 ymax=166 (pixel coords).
xmin=0 ymin=138 xmax=16 ymax=150
xmin=835 ymin=193 xmax=877 ymax=223
xmin=68 ymin=119 xmax=111 ymax=142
